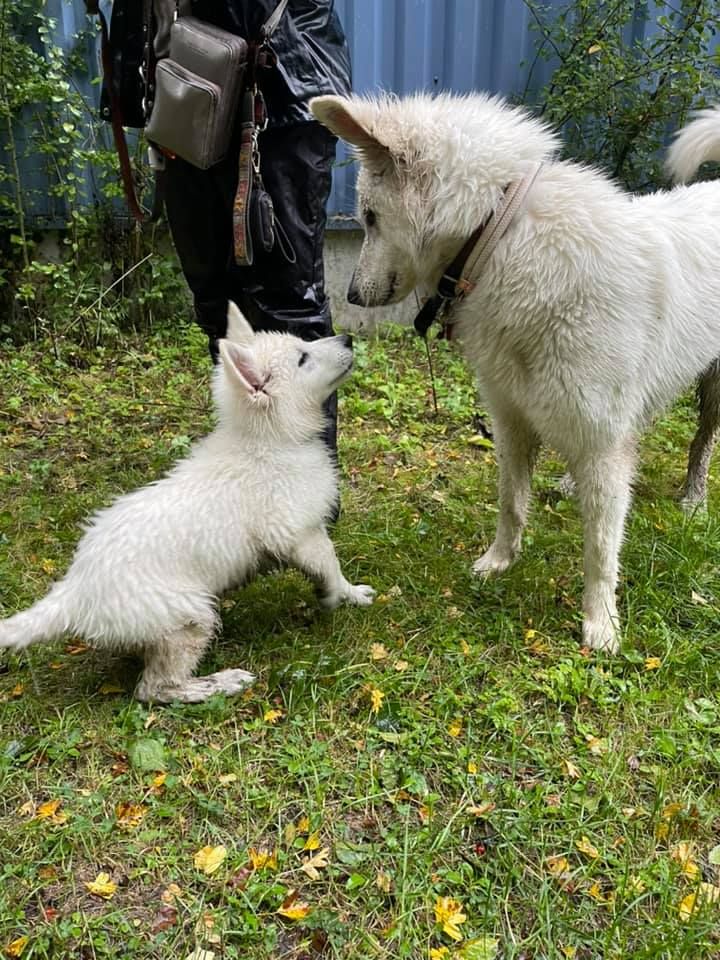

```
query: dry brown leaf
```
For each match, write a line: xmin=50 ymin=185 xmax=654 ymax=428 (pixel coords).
xmin=300 ymin=846 xmax=330 ymax=881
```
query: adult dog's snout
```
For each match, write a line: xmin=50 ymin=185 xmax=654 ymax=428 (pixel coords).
xmin=347 ymin=275 xmax=363 ymax=306
xmin=338 ymin=333 xmax=353 ymax=350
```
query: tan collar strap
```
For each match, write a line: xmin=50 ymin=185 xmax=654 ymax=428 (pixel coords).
xmin=413 ymin=161 xmax=543 ymax=337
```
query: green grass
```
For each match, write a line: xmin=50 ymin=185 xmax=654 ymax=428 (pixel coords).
xmin=1 ymin=324 xmax=719 ymax=960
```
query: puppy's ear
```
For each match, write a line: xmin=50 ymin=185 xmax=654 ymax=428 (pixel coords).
xmin=225 ymin=301 xmax=254 ymax=345
xmin=310 ymin=96 xmax=391 ymax=170
xmin=219 ymin=340 xmax=268 ymax=398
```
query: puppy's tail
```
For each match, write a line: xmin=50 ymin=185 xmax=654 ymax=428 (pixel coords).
xmin=666 ymin=106 xmax=720 ymax=184
xmin=0 ymin=587 xmax=71 ymax=651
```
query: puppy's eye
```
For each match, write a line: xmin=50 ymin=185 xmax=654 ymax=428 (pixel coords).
xmin=298 ymin=351 xmax=309 ymax=367
xmin=364 ymin=209 xmax=376 ymax=228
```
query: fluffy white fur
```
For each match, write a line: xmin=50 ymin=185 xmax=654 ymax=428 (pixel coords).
xmin=0 ymin=304 xmax=374 ymax=701
xmin=311 ymin=92 xmax=720 ymax=653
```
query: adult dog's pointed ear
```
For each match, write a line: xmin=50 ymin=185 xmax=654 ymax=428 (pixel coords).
xmin=226 ymin=301 xmax=254 ymax=345
xmin=310 ymin=96 xmax=391 ymax=170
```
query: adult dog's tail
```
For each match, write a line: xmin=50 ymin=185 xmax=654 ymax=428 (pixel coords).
xmin=666 ymin=106 xmax=720 ymax=184
xmin=0 ymin=588 xmax=71 ymax=650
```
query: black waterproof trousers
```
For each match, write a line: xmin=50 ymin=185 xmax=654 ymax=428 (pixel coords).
xmin=164 ymin=120 xmax=339 ymax=449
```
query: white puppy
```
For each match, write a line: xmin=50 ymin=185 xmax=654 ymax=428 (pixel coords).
xmin=311 ymin=94 xmax=720 ymax=653
xmin=0 ymin=304 xmax=374 ymax=701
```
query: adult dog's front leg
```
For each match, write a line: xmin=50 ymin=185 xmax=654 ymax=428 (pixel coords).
xmin=292 ymin=528 xmax=375 ymax=609
xmin=573 ymin=442 xmax=635 ymax=653
xmin=473 ymin=412 xmax=539 ymax=576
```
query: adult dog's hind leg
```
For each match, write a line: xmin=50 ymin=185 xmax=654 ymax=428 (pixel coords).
xmin=136 ymin=620 xmax=255 ymax=704
xmin=473 ymin=411 xmax=539 ymax=575
xmin=573 ymin=441 xmax=635 ymax=654
xmin=681 ymin=358 xmax=720 ymax=511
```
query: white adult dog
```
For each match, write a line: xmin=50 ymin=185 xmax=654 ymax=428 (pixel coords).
xmin=0 ymin=304 xmax=374 ymax=701
xmin=311 ymin=94 xmax=720 ymax=653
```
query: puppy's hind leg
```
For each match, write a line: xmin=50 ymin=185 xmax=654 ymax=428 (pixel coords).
xmin=292 ymin=528 xmax=375 ymax=609
xmin=572 ymin=441 xmax=635 ymax=654
xmin=473 ymin=410 xmax=539 ymax=575
xmin=136 ymin=619 xmax=255 ymax=704
xmin=681 ymin=358 xmax=720 ymax=512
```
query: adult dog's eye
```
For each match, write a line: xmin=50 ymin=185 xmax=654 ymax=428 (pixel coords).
xmin=298 ymin=351 xmax=309 ymax=367
xmin=364 ymin=209 xmax=376 ymax=227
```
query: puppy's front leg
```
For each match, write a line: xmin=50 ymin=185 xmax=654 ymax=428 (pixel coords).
xmin=473 ymin=411 xmax=539 ymax=575
xmin=292 ymin=528 xmax=375 ymax=609
xmin=573 ymin=442 xmax=635 ymax=654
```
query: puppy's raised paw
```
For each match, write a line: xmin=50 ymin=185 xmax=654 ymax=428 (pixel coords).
xmin=321 ymin=583 xmax=375 ymax=610
xmin=344 ymin=583 xmax=376 ymax=607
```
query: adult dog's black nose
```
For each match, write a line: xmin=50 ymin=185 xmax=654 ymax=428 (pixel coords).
xmin=347 ymin=278 xmax=363 ymax=305
xmin=339 ymin=333 xmax=353 ymax=349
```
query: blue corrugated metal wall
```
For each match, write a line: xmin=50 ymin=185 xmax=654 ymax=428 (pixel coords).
xmin=2 ymin=0 xmax=717 ymax=226
xmin=329 ymin=0 xmax=559 ymax=221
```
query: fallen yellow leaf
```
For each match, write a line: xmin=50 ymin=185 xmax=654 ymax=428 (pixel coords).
xmin=679 ymin=884 xmax=720 ymax=922
xmin=644 ymin=656 xmax=662 ymax=671
xmin=448 ymin=719 xmax=463 ymax=738
xmin=375 ymin=870 xmax=392 ymax=893
xmin=467 ymin=761 xmax=478 ymax=775
xmin=547 ymin=855 xmax=571 ymax=878
xmin=662 ymin=802 xmax=684 ymax=820
xmin=585 ymin=734 xmax=607 ymax=756
xmin=303 ymin=831 xmax=321 ymax=852
xmin=393 ymin=659 xmax=409 ymax=672
xmin=562 ymin=758 xmax=581 ymax=779
xmin=467 ymin=801 xmax=495 ymax=818
xmin=84 ymin=872 xmax=117 ymax=899
xmin=277 ymin=892 xmax=311 ymax=920
xmin=263 ymin=708 xmax=283 ymax=724
xmin=297 ymin=815 xmax=310 ymax=834
xmin=370 ymin=642 xmax=389 ymax=661
xmin=161 ymin=883 xmax=183 ymax=903
xmin=218 ymin=774 xmax=237 ymax=785
xmin=35 ymin=798 xmax=68 ymax=825
xmin=434 ymin=896 xmax=467 ymax=942
xmin=430 ymin=949 xmax=450 ymax=959
xmin=248 ymin=847 xmax=277 ymax=871
xmin=575 ymin=836 xmax=600 ymax=859
xmin=587 ymin=881 xmax=613 ymax=903
xmin=369 ymin=687 xmax=384 ymax=713
xmin=5 ymin=936 xmax=29 ymax=957
xmin=671 ymin=842 xmax=700 ymax=880
xmin=193 ymin=845 xmax=227 ymax=875
xmin=115 ymin=802 xmax=146 ymax=830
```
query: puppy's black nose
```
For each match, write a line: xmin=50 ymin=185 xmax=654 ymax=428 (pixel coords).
xmin=347 ymin=280 xmax=363 ymax=305
xmin=340 ymin=333 xmax=353 ymax=349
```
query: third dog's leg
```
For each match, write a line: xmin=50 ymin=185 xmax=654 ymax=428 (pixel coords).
xmin=681 ymin=359 xmax=720 ymax=511
xmin=473 ymin=413 xmax=539 ymax=575
xmin=292 ymin=528 xmax=375 ymax=609
xmin=573 ymin=443 xmax=635 ymax=654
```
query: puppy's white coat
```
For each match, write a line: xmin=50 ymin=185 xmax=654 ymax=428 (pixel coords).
xmin=311 ymin=94 xmax=720 ymax=652
xmin=0 ymin=304 xmax=374 ymax=701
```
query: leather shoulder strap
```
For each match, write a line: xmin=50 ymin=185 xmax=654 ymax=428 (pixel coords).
xmin=261 ymin=0 xmax=289 ymax=39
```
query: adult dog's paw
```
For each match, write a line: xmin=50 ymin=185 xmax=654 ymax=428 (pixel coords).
xmin=472 ymin=547 xmax=514 ymax=576
xmin=582 ymin=619 xmax=619 ymax=654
